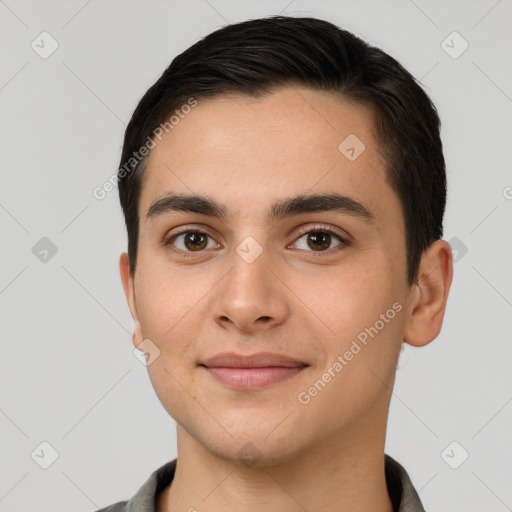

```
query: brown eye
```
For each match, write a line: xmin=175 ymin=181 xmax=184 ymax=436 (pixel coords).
xmin=306 ymin=231 xmax=332 ymax=251
xmin=165 ymin=231 xmax=218 ymax=253
xmin=183 ymin=232 xmax=208 ymax=251
xmin=292 ymin=227 xmax=346 ymax=253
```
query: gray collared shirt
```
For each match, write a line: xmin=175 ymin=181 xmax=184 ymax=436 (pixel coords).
xmin=94 ymin=454 xmax=425 ymax=512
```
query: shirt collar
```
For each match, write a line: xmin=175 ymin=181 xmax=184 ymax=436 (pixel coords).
xmin=104 ymin=454 xmax=425 ymax=512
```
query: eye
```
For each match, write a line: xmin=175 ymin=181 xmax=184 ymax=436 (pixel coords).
xmin=290 ymin=225 xmax=349 ymax=253
xmin=163 ymin=224 xmax=350 ymax=258
xmin=164 ymin=230 xmax=219 ymax=255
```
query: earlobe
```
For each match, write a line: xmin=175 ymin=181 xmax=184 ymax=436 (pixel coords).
xmin=119 ymin=253 xmax=144 ymax=350
xmin=403 ymin=240 xmax=453 ymax=347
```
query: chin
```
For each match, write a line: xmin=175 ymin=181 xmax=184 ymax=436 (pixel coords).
xmin=214 ymin=438 xmax=300 ymax=469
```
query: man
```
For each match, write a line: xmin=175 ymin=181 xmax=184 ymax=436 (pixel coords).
xmin=96 ymin=15 xmax=452 ymax=512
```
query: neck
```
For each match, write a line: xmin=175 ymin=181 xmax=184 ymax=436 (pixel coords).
xmin=158 ymin=417 xmax=394 ymax=512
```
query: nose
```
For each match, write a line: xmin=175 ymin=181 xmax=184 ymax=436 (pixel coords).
xmin=214 ymin=246 xmax=289 ymax=334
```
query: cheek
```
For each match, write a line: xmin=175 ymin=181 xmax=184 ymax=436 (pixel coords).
xmin=136 ymin=270 xmax=205 ymax=420
xmin=294 ymin=254 xmax=406 ymax=379
xmin=135 ymin=263 xmax=207 ymax=341
xmin=295 ymin=265 xmax=405 ymax=426
xmin=297 ymin=256 xmax=400 ymax=332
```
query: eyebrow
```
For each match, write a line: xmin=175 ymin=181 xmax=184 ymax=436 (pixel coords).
xmin=146 ymin=192 xmax=375 ymax=223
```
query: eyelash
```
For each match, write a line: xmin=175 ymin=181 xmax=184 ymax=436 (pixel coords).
xmin=163 ymin=224 xmax=351 ymax=258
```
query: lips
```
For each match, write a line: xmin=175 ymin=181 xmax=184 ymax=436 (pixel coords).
xmin=199 ymin=352 xmax=308 ymax=390
xmin=200 ymin=351 xmax=308 ymax=369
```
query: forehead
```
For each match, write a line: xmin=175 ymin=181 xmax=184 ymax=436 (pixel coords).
xmin=138 ymin=86 xmax=396 ymax=222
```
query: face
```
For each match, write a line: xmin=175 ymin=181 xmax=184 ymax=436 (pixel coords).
xmin=121 ymin=86 xmax=417 ymax=466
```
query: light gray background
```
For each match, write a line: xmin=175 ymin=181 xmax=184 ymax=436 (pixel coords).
xmin=1 ymin=1 xmax=511 ymax=511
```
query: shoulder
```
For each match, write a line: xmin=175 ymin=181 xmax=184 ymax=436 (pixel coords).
xmin=92 ymin=502 xmax=128 ymax=512
xmin=91 ymin=459 xmax=177 ymax=512
xmin=385 ymin=454 xmax=426 ymax=512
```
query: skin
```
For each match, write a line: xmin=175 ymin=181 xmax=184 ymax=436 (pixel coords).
xmin=119 ymin=85 xmax=453 ymax=512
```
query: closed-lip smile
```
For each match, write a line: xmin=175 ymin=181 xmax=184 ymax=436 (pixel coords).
xmin=199 ymin=352 xmax=309 ymax=390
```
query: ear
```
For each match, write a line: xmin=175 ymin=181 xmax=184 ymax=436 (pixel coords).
xmin=119 ymin=252 xmax=144 ymax=351
xmin=403 ymin=239 xmax=453 ymax=347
